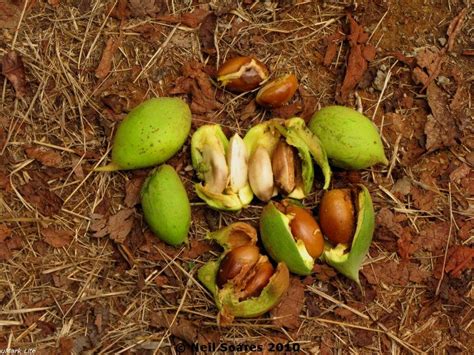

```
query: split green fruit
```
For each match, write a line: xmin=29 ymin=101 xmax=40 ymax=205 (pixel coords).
xmin=243 ymin=117 xmax=331 ymax=201
xmin=320 ymin=185 xmax=375 ymax=286
xmin=309 ymin=106 xmax=388 ymax=170
xmin=191 ymin=125 xmax=253 ymax=211
xmin=97 ymin=97 xmax=191 ymax=171
xmin=140 ymin=165 xmax=191 ymax=246
xmin=197 ymin=222 xmax=289 ymax=324
xmin=259 ymin=200 xmax=324 ymax=275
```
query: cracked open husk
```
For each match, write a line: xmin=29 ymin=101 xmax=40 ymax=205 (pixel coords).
xmin=321 ymin=184 xmax=375 ymax=287
xmin=191 ymin=125 xmax=253 ymax=211
xmin=244 ymin=118 xmax=331 ymax=201
xmin=198 ymin=222 xmax=289 ymax=323
xmin=260 ymin=201 xmax=318 ymax=275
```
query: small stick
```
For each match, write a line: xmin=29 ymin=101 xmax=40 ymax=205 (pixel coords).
xmin=435 ymin=183 xmax=454 ymax=295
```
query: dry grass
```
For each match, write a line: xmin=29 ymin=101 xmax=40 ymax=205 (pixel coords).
xmin=1 ymin=0 xmax=472 ymax=354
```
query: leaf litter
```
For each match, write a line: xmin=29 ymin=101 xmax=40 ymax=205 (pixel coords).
xmin=1 ymin=50 xmax=27 ymax=98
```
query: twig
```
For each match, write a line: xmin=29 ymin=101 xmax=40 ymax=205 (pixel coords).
xmin=435 ymin=183 xmax=454 ymax=295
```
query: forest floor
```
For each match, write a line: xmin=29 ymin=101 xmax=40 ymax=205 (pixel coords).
xmin=0 ymin=0 xmax=473 ymax=354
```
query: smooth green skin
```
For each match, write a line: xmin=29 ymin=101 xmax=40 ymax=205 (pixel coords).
xmin=259 ymin=202 xmax=314 ymax=275
xmin=309 ymin=106 xmax=388 ymax=170
xmin=277 ymin=117 xmax=331 ymax=190
xmin=321 ymin=185 xmax=375 ymax=286
xmin=103 ymin=97 xmax=191 ymax=170
xmin=140 ymin=165 xmax=191 ymax=246
xmin=191 ymin=125 xmax=253 ymax=211
xmin=197 ymin=257 xmax=289 ymax=318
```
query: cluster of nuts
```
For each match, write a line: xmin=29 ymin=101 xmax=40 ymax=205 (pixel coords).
xmin=197 ymin=223 xmax=289 ymax=324
xmin=192 ymin=117 xmax=331 ymax=211
xmin=217 ymin=56 xmax=299 ymax=108
xmin=96 ymin=55 xmax=388 ymax=323
xmin=260 ymin=185 xmax=374 ymax=280
xmin=199 ymin=185 xmax=375 ymax=321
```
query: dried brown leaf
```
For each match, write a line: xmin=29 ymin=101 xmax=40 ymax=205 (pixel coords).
xmin=37 ymin=320 xmax=56 ymax=336
xmin=18 ymin=173 xmax=63 ymax=216
xmin=270 ymin=276 xmax=304 ymax=330
xmin=108 ymin=208 xmax=135 ymax=243
xmin=0 ymin=1 xmax=21 ymax=29
xmin=2 ymin=50 xmax=27 ymax=98
xmin=181 ymin=240 xmax=212 ymax=259
xmin=449 ymin=163 xmax=470 ymax=184
xmin=169 ymin=61 xmax=222 ymax=118
xmin=124 ymin=176 xmax=145 ymax=207
xmin=128 ymin=0 xmax=163 ymax=18
xmin=337 ymin=15 xmax=374 ymax=103
xmin=312 ymin=263 xmax=337 ymax=282
xmin=25 ymin=146 xmax=62 ymax=167
xmin=58 ymin=337 xmax=74 ymax=355
xmin=95 ymin=37 xmax=120 ymax=79
xmin=323 ymin=27 xmax=344 ymax=66
xmin=352 ymin=328 xmax=374 ymax=347
xmin=41 ymin=227 xmax=73 ymax=248
xmin=362 ymin=260 xmax=430 ymax=286
xmin=447 ymin=8 xmax=468 ymax=52
xmin=151 ymin=312 xmax=219 ymax=345
xmin=0 ymin=224 xmax=11 ymax=242
xmin=199 ymin=12 xmax=217 ymax=54
xmin=424 ymin=79 xmax=458 ymax=152
xmin=181 ymin=8 xmax=210 ymax=28
xmin=445 ymin=246 xmax=474 ymax=278
xmin=240 ymin=99 xmax=257 ymax=121
xmin=0 ymin=242 xmax=12 ymax=261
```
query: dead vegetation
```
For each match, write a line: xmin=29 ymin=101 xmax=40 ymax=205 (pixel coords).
xmin=0 ymin=0 xmax=473 ymax=354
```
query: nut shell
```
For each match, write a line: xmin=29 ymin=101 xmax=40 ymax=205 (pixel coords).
xmin=217 ymin=245 xmax=260 ymax=288
xmin=248 ymin=146 xmax=274 ymax=201
xmin=286 ymin=204 xmax=324 ymax=258
xmin=217 ymin=56 xmax=269 ymax=93
xmin=241 ymin=260 xmax=274 ymax=299
xmin=272 ymin=140 xmax=296 ymax=194
xmin=319 ymin=189 xmax=355 ymax=244
xmin=256 ymin=74 xmax=298 ymax=108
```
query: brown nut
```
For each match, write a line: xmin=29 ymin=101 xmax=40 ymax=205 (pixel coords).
xmin=240 ymin=259 xmax=274 ymax=299
xmin=217 ymin=245 xmax=260 ymax=288
xmin=286 ymin=203 xmax=324 ymax=259
xmin=319 ymin=189 xmax=355 ymax=244
xmin=256 ymin=74 xmax=298 ymax=108
xmin=272 ymin=140 xmax=296 ymax=194
xmin=217 ymin=57 xmax=269 ymax=93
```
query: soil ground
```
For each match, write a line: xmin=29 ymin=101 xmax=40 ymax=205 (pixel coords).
xmin=0 ymin=1 xmax=472 ymax=354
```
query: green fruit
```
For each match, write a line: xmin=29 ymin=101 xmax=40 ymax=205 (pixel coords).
xmin=259 ymin=201 xmax=314 ymax=275
xmin=309 ymin=106 xmax=388 ymax=170
xmin=140 ymin=165 xmax=191 ymax=246
xmin=321 ymin=184 xmax=375 ymax=286
xmin=97 ymin=97 xmax=191 ymax=171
